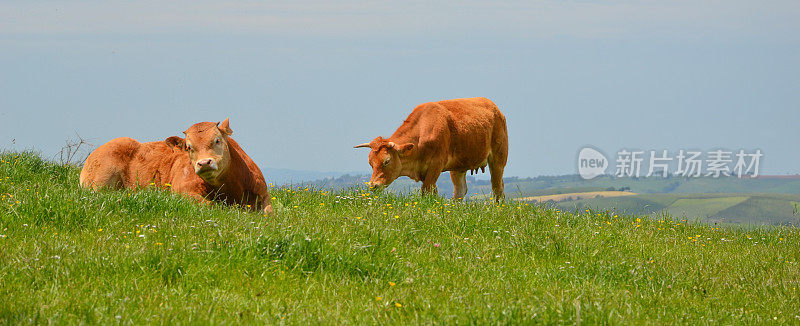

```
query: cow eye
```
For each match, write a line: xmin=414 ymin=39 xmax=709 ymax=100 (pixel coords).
xmin=215 ymin=138 xmax=221 ymax=145
xmin=186 ymin=145 xmax=193 ymax=151
xmin=382 ymin=160 xmax=390 ymax=167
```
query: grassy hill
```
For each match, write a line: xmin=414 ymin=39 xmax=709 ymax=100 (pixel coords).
xmin=1 ymin=151 xmax=799 ymax=324
xmin=521 ymin=191 xmax=637 ymax=203
xmin=554 ymin=193 xmax=800 ymax=226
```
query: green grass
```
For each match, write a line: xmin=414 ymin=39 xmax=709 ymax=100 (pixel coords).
xmin=1 ymin=151 xmax=799 ymax=324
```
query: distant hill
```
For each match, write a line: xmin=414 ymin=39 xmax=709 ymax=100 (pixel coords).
xmin=300 ymin=172 xmax=800 ymax=198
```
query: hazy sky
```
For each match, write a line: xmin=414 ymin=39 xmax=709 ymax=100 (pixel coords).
xmin=1 ymin=1 xmax=799 ymax=177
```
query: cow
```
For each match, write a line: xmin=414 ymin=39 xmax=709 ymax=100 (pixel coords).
xmin=354 ymin=97 xmax=508 ymax=201
xmin=79 ymin=118 xmax=274 ymax=215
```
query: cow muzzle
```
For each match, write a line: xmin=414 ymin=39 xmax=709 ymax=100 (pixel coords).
xmin=368 ymin=182 xmax=387 ymax=191
xmin=195 ymin=158 xmax=219 ymax=175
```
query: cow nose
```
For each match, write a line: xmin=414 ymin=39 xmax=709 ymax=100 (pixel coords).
xmin=197 ymin=159 xmax=213 ymax=167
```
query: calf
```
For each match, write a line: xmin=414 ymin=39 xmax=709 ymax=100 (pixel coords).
xmin=80 ymin=118 xmax=274 ymax=214
xmin=354 ymin=97 xmax=508 ymax=201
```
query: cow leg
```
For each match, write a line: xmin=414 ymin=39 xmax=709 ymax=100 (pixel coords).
xmin=420 ymin=170 xmax=441 ymax=196
xmin=172 ymin=181 xmax=212 ymax=204
xmin=450 ymin=171 xmax=468 ymax=200
xmin=488 ymin=153 xmax=507 ymax=202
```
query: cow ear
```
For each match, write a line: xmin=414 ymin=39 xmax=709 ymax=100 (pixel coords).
xmin=217 ymin=117 xmax=233 ymax=136
xmin=165 ymin=136 xmax=187 ymax=151
xmin=395 ymin=143 xmax=415 ymax=156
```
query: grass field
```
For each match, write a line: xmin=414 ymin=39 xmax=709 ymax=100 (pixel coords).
xmin=1 ymin=151 xmax=799 ymax=324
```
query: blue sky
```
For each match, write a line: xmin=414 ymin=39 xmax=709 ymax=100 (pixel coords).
xmin=1 ymin=1 xmax=799 ymax=177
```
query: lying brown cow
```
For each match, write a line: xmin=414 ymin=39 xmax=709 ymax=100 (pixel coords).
xmin=354 ymin=97 xmax=508 ymax=200
xmin=80 ymin=118 xmax=274 ymax=214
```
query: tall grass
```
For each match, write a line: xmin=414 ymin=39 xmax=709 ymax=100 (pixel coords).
xmin=0 ymin=151 xmax=798 ymax=324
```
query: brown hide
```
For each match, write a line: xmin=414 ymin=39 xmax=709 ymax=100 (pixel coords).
xmin=80 ymin=119 xmax=273 ymax=214
xmin=355 ymin=97 xmax=508 ymax=200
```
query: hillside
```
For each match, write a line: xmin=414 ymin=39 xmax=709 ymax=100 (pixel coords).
xmin=521 ymin=191 xmax=637 ymax=203
xmin=1 ymin=152 xmax=798 ymax=324
xmin=556 ymin=193 xmax=800 ymax=226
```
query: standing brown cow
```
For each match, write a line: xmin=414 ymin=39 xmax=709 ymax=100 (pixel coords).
xmin=355 ymin=97 xmax=508 ymax=201
xmin=80 ymin=118 xmax=274 ymax=214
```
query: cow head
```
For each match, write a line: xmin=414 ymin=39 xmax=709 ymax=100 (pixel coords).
xmin=165 ymin=118 xmax=234 ymax=185
xmin=354 ymin=137 xmax=414 ymax=190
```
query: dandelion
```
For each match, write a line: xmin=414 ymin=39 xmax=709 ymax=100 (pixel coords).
xmin=389 ymin=281 xmax=396 ymax=287
xmin=394 ymin=302 xmax=402 ymax=308
xmin=97 ymin=228 xmax=103 ymax=232
xmin=375 ymin=296 xmax=382 ymax=301
xmin=394 ymin=215 xmax=399 ymax=219
xmin=164 ymin=183 xmax=172 ymax=187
